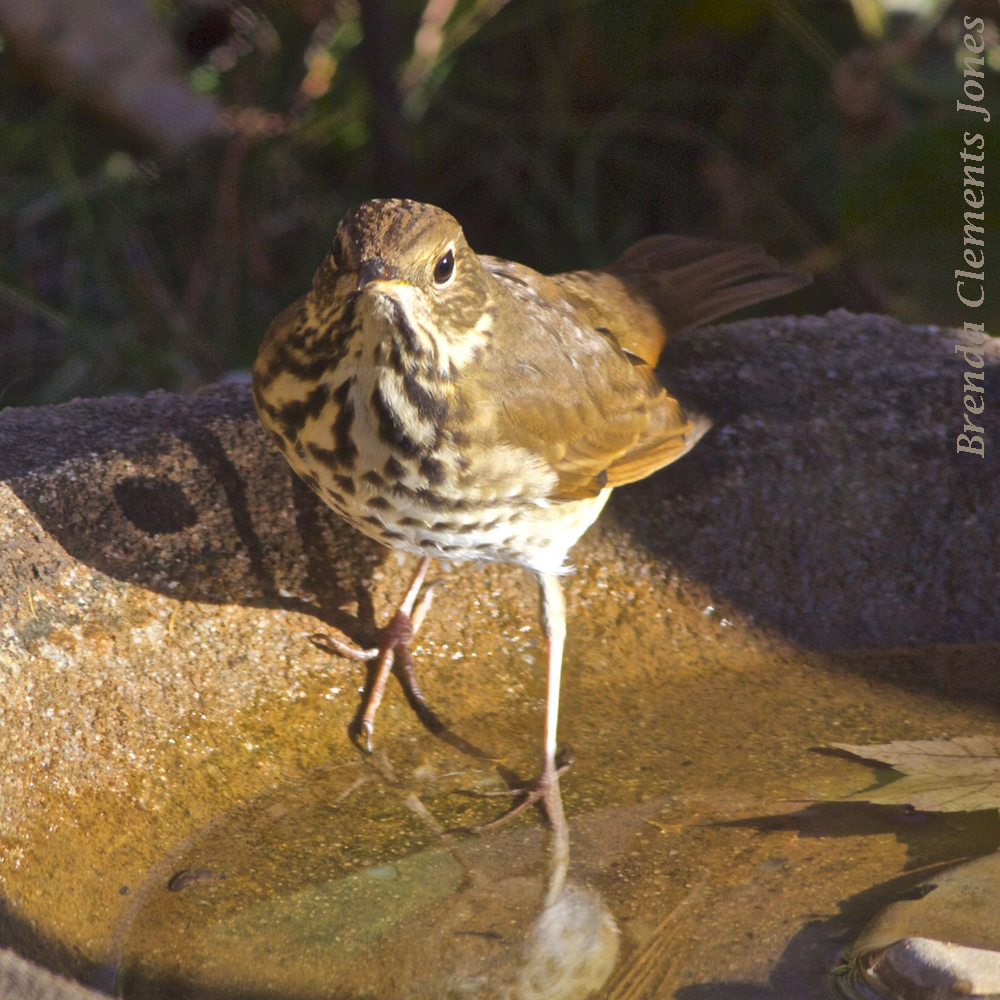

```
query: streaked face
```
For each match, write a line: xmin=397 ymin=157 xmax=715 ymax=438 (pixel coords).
xmin=327 ymin=199 xmax=493 ymax=360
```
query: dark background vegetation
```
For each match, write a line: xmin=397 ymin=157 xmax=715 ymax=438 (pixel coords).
xmin=0 ymin=0 xmax=997 ymax=408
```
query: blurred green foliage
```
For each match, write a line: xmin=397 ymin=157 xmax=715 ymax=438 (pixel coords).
xmin=0 ymin=0 xmax=997 ymax=408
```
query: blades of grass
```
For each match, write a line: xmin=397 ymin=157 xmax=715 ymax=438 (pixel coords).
xmin=0 ymin=271 xmax=72 ymax=332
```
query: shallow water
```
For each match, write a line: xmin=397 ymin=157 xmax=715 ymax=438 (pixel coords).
xmin=32 ymin=619 xmax=996 ymax=1000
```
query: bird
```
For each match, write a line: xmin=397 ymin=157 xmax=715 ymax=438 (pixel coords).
xmin=252 ymin=198 xmax=807 ymax=834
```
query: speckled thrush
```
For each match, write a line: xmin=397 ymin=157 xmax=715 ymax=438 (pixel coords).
xmin=253 ymin=198 xmax=807 ymax=831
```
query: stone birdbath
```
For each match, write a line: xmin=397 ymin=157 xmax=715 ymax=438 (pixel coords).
xmin=1 ymin=312 xmax=997 ymax=999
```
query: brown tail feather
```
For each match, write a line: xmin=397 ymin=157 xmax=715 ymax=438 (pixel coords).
xmin=610 ymin=234 xmax=810 ymax=335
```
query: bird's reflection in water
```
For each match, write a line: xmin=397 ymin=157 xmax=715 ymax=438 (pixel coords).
xmin=495 ymin=881 xmax=620 ymax=1000
xmin=400 ymin=774 xmax=620 ymax=1000
xmin=111 ymin=768 xmax=623 ymax=999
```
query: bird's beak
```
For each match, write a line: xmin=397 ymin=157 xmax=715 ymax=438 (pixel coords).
xmin=357 ymin=257 xmax=400 ymax=292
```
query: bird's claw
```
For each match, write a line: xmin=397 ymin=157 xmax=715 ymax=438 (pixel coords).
xmin=308 ymin=632 xmax=379 ymax=661
xmin=469 ymin=758 xmax=573 ymax=834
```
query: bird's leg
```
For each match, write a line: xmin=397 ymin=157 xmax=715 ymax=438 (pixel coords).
xmin=473 ymin=571 xmax=570 ymax=848
xmin=311 ymin=556 xmax=436 ymax=751
xmin=354 ymin=556 xmax=435 ymax=751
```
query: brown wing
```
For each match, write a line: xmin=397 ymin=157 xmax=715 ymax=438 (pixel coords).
xmin=477 ymin=347 xmax=706 ymax=501
xmin=476 ymin=239 xmax=806 ymax=500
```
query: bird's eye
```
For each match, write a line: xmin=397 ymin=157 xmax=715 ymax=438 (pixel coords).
xmin=433 ymin=249 xmax=455 ymax=284
xmin=331 ymin=235 xmax=344 ymax=269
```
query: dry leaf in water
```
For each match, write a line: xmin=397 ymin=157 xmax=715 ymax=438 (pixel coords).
xmin=832 ymin=736 xmax=1000 ymax=813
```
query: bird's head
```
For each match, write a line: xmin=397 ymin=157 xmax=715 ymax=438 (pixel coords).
xmin=318 ymin=199 xmax=494 ymax=371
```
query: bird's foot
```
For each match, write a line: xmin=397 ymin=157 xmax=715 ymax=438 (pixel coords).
xmin=470 ymin=758 xmax=573 ymax=834
xmin=310 ymin=603 xmax=418 ymax=665
xmin=310 ymin=568 xmax=440 ymax=752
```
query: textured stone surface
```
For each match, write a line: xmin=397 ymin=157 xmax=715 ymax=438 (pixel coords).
xmin=1 ymin=380 xmax=380 ymax=830
xmin=647 ymin=309 xmax=999 ymax=648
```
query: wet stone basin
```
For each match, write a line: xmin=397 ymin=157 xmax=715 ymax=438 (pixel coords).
xmin=0 ymin=312 xmax=998 ymax=999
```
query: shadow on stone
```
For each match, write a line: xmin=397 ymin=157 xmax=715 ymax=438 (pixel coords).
xmin=0 ymin=384 xmax=386 ymax=644
xmin=716 ymin=801 xmax=1000 ymax=862
xmin=615 ymin=310 xmax=999 ymax=650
